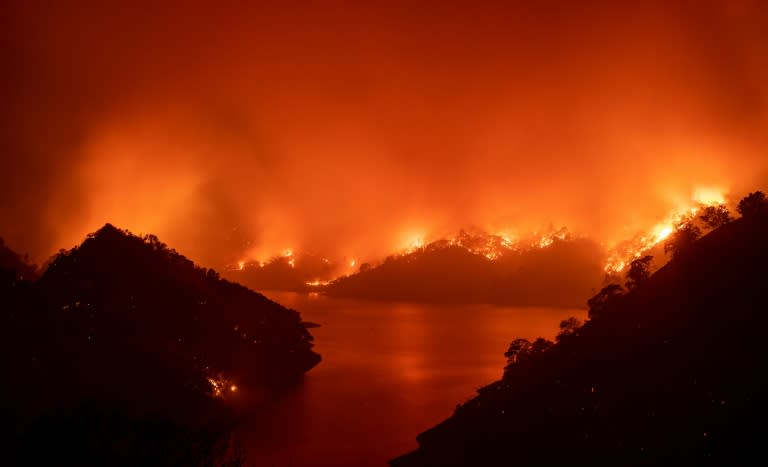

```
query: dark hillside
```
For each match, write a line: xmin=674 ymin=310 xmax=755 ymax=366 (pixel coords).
xmin=0 ymin=237 xmax=37 ymax=286
xmin=326 ymin=238 xmax=604 ymax=307
xmin=0 ymin=224 xmax=320 ymax=465
xmin=392 ymin=211 xmax=768 ymax=466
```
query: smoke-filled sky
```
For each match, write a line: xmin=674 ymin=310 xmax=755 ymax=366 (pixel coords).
xmin=2 ymin=0 xmax=767 ymax=267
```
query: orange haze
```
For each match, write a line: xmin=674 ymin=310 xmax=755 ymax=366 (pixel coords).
xmin=2 ymin=1 xmax=768 ymax=268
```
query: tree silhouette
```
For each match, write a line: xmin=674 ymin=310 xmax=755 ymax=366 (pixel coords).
xmin=699 ymin=204 xmax=732 ymax=229
xmin=625 ymin=255 xmax=653 ymax=290
xmin=503 ymin=337 xmax=553 ymax=374
xmin=664 ymin=219 xmax=701 ymax=259
xmin=393 ymin=193 xmax=768 ymax=467
xmin=556 ymin=317 xmax=582 ymax=341
xmin=587 ymin=283 xmax=624 ymax=319
xmin=737 ymin=191 xmax=768 ymax=217
xmin=529 ymin=337 xmax=554 ymax=355
xmin=504 ymin=338 xmax=531 ymax=366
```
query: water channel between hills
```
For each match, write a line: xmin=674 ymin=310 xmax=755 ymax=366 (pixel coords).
xmin=238 ymin=292 xmax=586 ymax=467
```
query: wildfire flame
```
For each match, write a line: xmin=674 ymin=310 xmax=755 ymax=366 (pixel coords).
xmin=603 ymin=186 xmax=728 ymax=273
xmin=306 ymin=279 xmax=331 ymax=287
xmin=227 ymin=187 xmax=730 ymax=280
xmin=401 ymin=234 xmax=426 ymax=254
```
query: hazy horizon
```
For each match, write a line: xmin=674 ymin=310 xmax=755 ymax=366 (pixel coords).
xmin=3 ymin=1 xmax=767 ymax=268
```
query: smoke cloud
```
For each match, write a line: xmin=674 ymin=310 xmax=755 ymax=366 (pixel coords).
xmin=2 ymin=1 xmax=767 ymax=267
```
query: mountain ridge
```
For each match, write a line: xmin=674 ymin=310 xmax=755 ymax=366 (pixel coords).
xmin=1 ymin=223 xmax=321 ymax=465
xmin=392 ymin=210 xmax=768 ymax=466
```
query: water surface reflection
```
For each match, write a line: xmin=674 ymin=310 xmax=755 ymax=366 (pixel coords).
xmin=239 ymin=293 xmax=585 ymax=466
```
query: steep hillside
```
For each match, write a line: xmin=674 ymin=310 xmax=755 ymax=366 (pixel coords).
xmin=0 ymin=224 xmax=320 ymax=465
xmin=392 ymin=211 xmax=768 ymax=466
xmin=0 ymin=236 xmax=37 ymax=286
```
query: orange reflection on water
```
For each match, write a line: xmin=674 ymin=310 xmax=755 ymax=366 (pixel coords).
xmin=246 ymin=292 xmax=585 ymax=467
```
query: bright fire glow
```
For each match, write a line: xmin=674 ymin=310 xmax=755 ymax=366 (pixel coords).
xmin=402 ymin=235 xmax=425 ymax=253
xmin=693 ymin=186 xmax=726 ymax=205
xmin=226 ymin=189 xmax=730 ymax=280
xmin=654 ymin=226 xmax=674 ymax=242
xmin=7 ymin=2 xmax=768 ymax=279
xmin=497 ymin=233 xmax=516 ymax=247
xmin=306 ymin=279 xmax=331 ymax=287
xmin=603 ymin=187 xmax=728 ymax=273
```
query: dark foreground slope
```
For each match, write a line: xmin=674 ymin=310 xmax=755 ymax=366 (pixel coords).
xmin=326 ymin=238 xmax=604 ymax=308
xmin=392 ymin=212 xmax=768 ymax=466
xmin=0 ymin=224 xmax=320 ymax=465
xmin=0 ymin=236 xmax=38 ymax=283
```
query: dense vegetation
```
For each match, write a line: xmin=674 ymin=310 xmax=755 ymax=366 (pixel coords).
xmin=392 ymin=193 xmax=768 ymax=466
xmin=0 ymin=224 xmax=320 ymax=465
xmin=225 ymin=251 xmax=337 ymax=293
xmin=325 ymin=235 xmax=605 ymax=308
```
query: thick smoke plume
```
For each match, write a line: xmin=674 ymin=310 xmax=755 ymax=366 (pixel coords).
xmin=2 ymin=1 xmax=767 ymax=267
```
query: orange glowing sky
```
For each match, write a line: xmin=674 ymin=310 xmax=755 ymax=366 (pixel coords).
xmin=1 ymin=1 xmax=767 ymax=267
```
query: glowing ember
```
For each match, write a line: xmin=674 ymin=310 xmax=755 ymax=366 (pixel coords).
xmin=497 ymin=234 xmax=516 ymax=248
xmin=237 ymin=260 xmax=245 ymax=270
xmin=207 ymin=376 xmax=225 ymax=398
xmin=306 ymin=279 xmax=331 ymax=287
xmin=537 ymin=236 xmax=554 ymax=248
xmin=206 ymin=374 xmax=238 ymax=398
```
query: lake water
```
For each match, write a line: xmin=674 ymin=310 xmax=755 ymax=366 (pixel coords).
xmin=237 ymin=292 xmax=585 ymax=467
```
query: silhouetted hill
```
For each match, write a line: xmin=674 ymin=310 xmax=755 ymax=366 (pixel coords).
xmin=0 ymin=236 xmax=38 ymax=287
xmin=224 ymin=252 xmax=337 ymax=293
xmin=325 ymin=237 xmax=605 ymax=307
xmin=391 ymin=211 xmax=768 ymax=466
xmin=0 ymin=224 xmax=320 ymax=465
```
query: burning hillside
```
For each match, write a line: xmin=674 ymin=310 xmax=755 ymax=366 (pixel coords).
xmin=223 ymin=187 xmax=736 ymax=306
